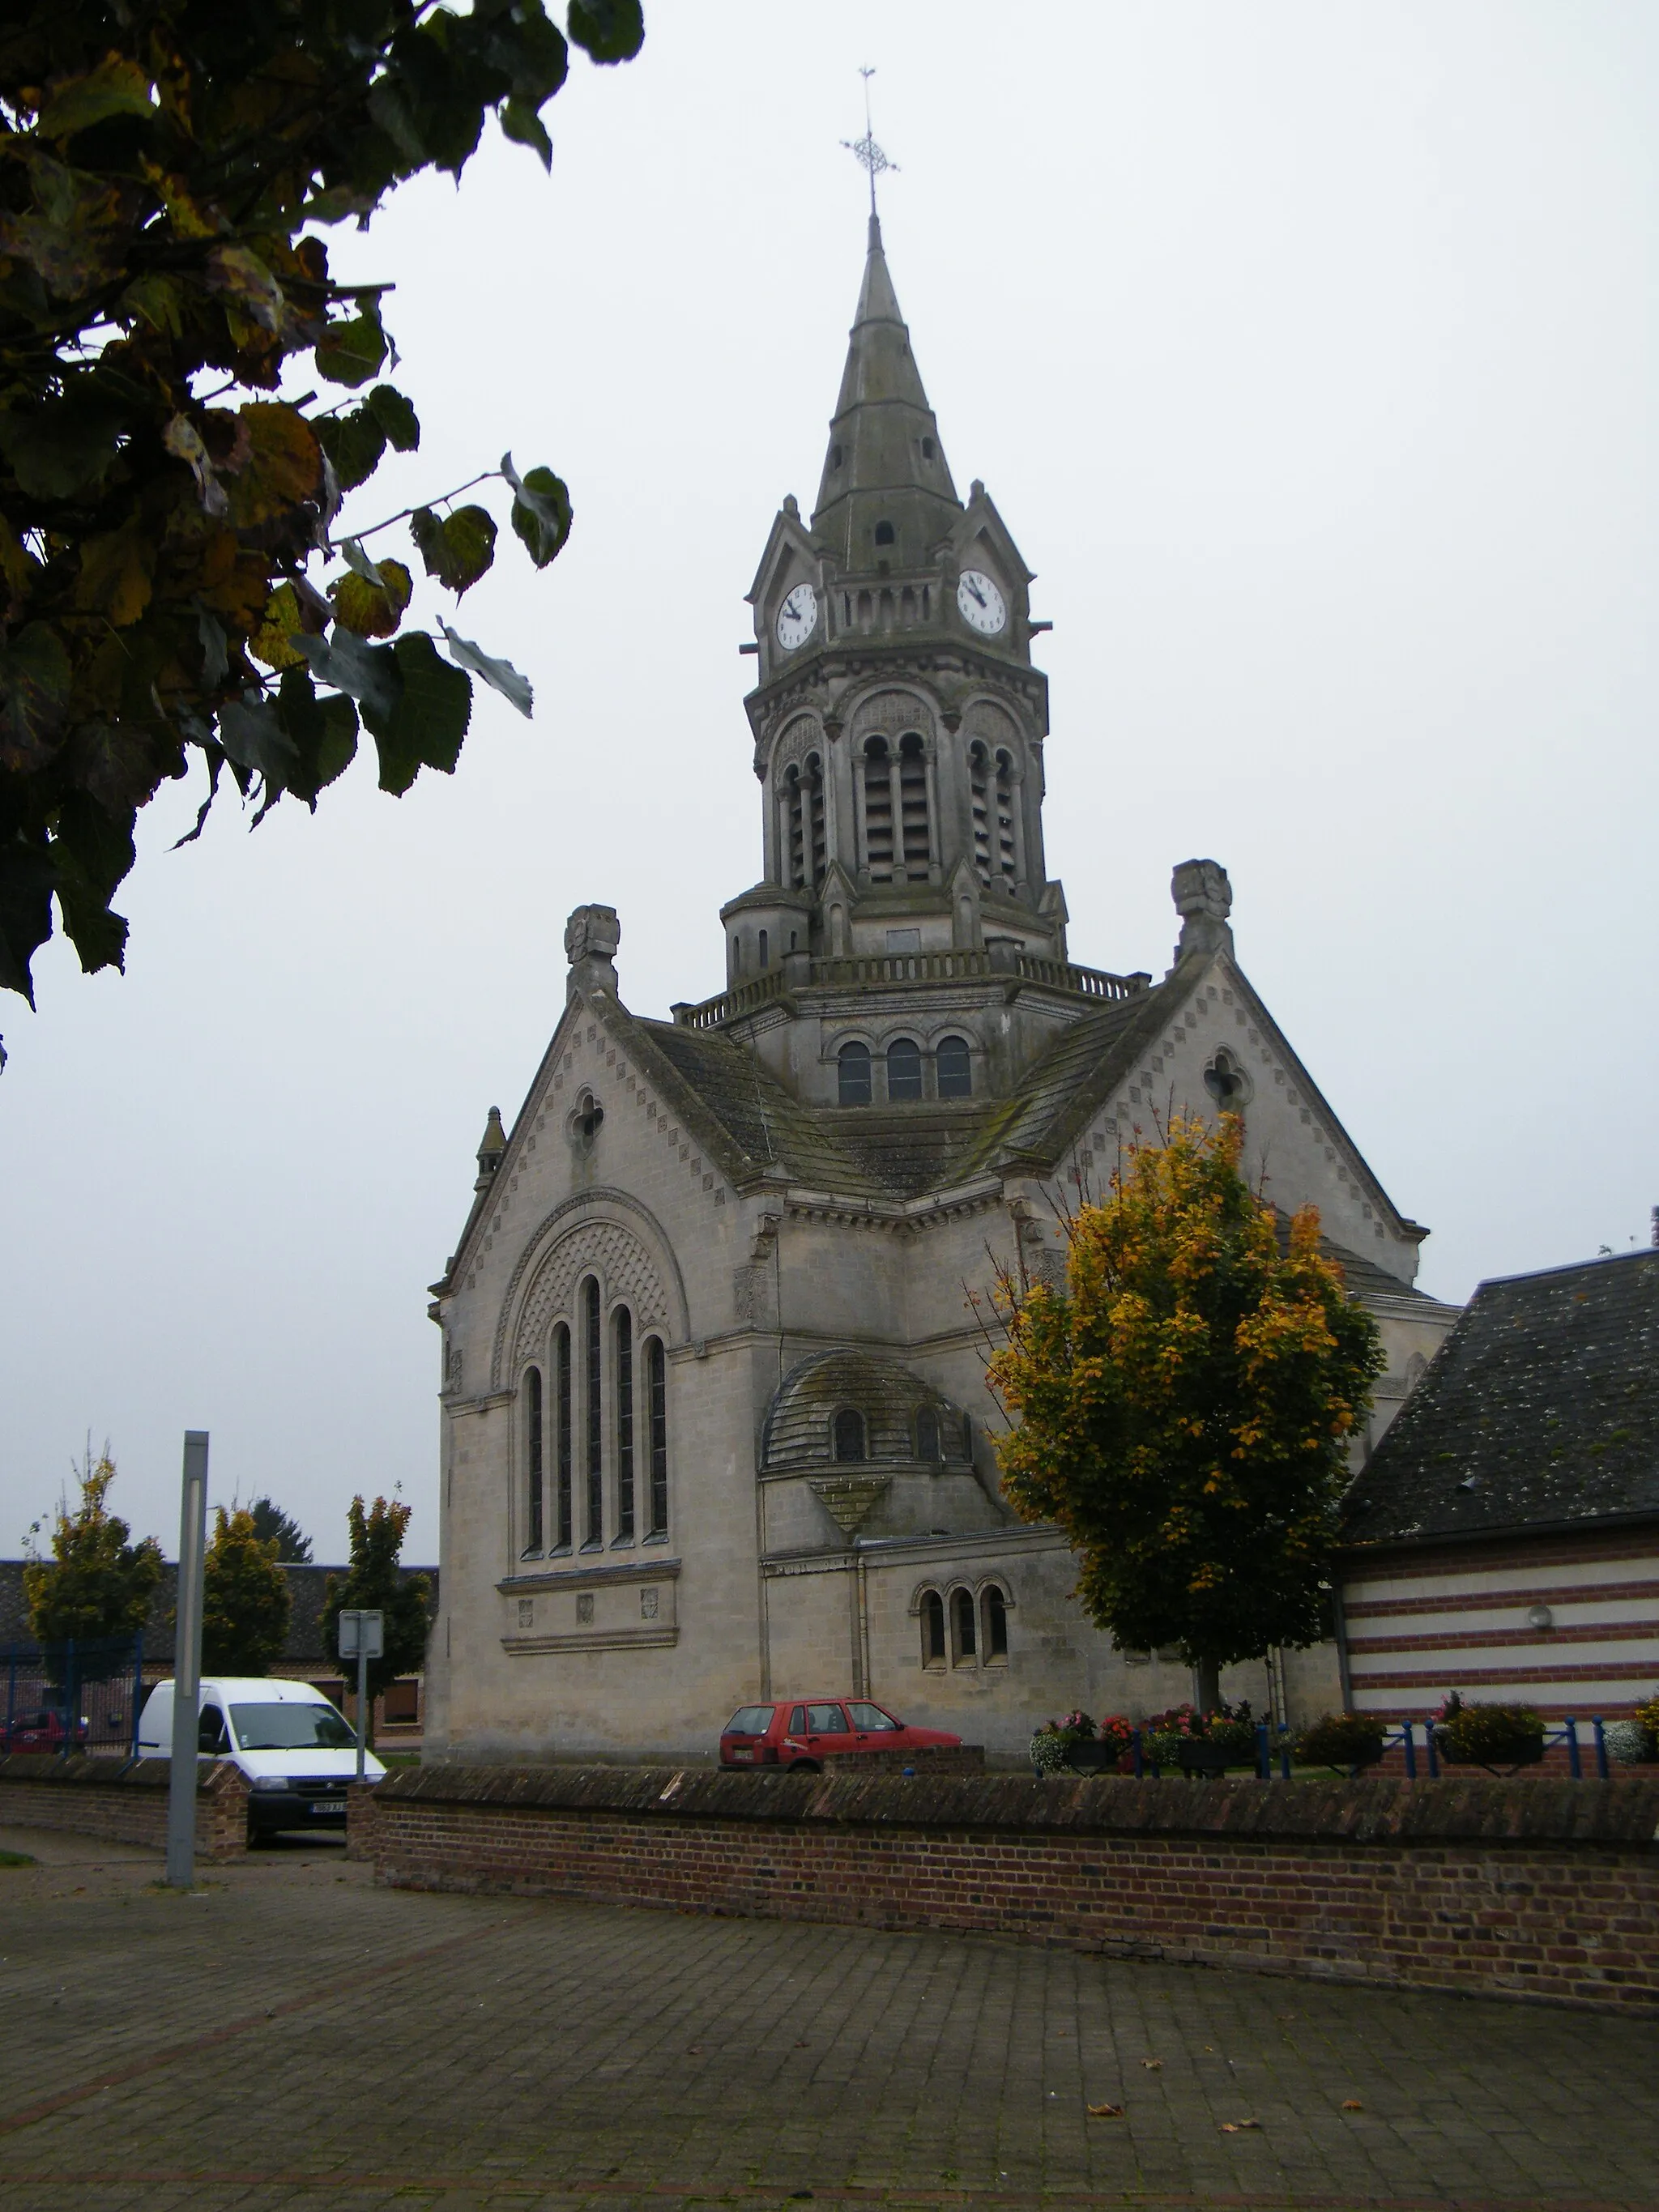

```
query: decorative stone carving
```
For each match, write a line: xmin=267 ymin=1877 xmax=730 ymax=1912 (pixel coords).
xmin=1170 ymin=859 xmax=1234 ymax=968
xmin=514 ymin=1220 xmax=667 ymax=1369
xmin=565 ymin=904 xmax=621 ymax=998
xmin=808 ymin=1474 xmax=890 ymax=1540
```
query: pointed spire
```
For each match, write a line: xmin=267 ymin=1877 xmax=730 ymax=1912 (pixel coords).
xmin=474 ymin=1106 xmax=506 ymax=1191
xmin=810 ymin=218 xmax=961 ymax=562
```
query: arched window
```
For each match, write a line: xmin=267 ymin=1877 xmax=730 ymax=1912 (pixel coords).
xmin=646 ymin=1336 xmax=668 ymax=1534
xmin=968 ymin=742 xmax=992 ymax=884
xmin=614 ymin=1306 xmax=634 ymax=1543
xmin=898 ymin=731 xmax=930 ymax=872
xmin=886 ymin=1035 xmax=922 ymax=1102
xmin=951 ymin=1587 xmax=977 ymax=1663
xmin=915 ymin=1406 xmax=940 ymax=1461
xmin=981 ymin=1583 xmax=1009 ymax=1661
xmin=758 ymin=928 xmax=769 ymax=971
xmin=936 ymin=1035 xmax=972 ymax=1099
xmin=833 ymin=1409 xmax=866 ymax=1462
xmin=553 ymin=1323 xmax=573 ymax=1549
xmin=994 ymin=748 xmax=1017 ymax=882
xmin=874 ymin=519 xmax=895 ymax=546
xmin=838 ymin=1040 xmax=872 ymax=1106
xmin=523 ymin=1366 xmax=544 ymax=1554
xmin=582 ymin=1276 xmax=603 ymax=1546
xmin=861 ymin=737 xmax=893 ymax=877
xmin=921 ymin=1591 xmax=946 ymax=1668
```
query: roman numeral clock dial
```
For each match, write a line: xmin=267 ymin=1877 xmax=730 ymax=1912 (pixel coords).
xmin=956 ymin=569 xmax=1007 ymax=636
xmin=774 ymin=583 xmax=818 ymax=652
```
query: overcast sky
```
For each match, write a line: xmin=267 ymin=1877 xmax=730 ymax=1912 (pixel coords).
xmin=3 ymin=3 xmax=1655 ymax=1566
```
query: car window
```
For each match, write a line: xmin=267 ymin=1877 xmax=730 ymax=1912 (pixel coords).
xmin=724 ymin=1706 xmax=774 ymax=1735
xmin=788 ymin=1706 xmax=808 ymax=1733
xmin=847 ymin=1702 xmax=901 ymax=1731
xmin=198 ymin=1706 xmax=228 ymax=1754
xmin=229 ymin=1702 xmax=354 ymax=1750
xmin=804 ymin=1703 xmax=847 ymax=1733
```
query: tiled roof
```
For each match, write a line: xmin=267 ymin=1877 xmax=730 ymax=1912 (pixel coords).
xmin=1341 ymin=1251 xmax=1659 ymax=1548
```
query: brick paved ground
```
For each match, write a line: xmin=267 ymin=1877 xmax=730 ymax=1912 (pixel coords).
xmin=0 ymin=1823 xmax=1656 ymax=2212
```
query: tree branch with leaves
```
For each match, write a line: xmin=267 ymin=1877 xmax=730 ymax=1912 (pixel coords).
xmin=0 ymin=0 xmax=645 ymax=1003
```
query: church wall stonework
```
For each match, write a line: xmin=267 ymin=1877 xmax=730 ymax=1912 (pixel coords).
xmin=427 ymin=217 xmax=1460 ymax=1769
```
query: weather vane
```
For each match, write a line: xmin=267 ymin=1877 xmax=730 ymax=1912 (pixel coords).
xmin=842 ymin=65 xmax=898 ymax=218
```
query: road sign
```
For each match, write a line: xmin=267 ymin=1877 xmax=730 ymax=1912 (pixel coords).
xmin=337 ymin=1609 xmax=384 ymax=1660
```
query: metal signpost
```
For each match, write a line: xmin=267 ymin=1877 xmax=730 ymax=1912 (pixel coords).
xmin=165 ymin=1431 xmax=210 ymax=1889
xmin=336 ymin=1609 xmax=383 ymax=1781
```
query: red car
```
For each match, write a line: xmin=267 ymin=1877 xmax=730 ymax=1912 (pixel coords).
xmin=2 ymin=1707 xmax=89 ymax=1754
xmin=719 ymin=1697 xmax=961 ymax=1771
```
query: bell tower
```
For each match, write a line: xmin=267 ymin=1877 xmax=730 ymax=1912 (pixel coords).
xmin=723 ymin=215 xmax=1067 ymax=985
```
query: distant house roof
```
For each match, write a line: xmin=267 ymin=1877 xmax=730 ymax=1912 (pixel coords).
xmin=1341 ymin=1251 xmax=1659 ymax=1549
xmin=0 ymin=1560 xmax=437 ymax=1668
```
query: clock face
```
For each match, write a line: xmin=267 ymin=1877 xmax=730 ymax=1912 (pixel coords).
xmin=956 ymin=569 xmax=1008 ymax=636
xmin=774 ymin=582 xmax=818 ymax=652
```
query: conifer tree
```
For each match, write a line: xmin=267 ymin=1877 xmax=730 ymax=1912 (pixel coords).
xmin=247 ymin=1497 xmax=312 ymax=1562
xmin=200 ymin=1505 xmax=292 ymax=1674
xmin=987 ymin=1114 xmax=1384 ymax=1709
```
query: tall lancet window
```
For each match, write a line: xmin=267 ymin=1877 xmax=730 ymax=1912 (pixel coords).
xmin=969 ymin=742 xmax=992 ymax=884
xmin=553 ymin=1323 xmax=573 ymax=1549
xmin=646 ymin=1336 xmax=668 ymax=1535
xmin=898 ymin=732 xmax=931 ymax=873
xmin=523 ymin=1366 xmax=544 ymax=1555
xmin=582 ymin=1276 xmax=603 ymax=1545
xmin=614 ymin=1306 xmax=635 ymax=1543
xmin=861 ymin=737 xmax=893 ymax=879
xmin=805 ymin=752 xmax=826 ymax=882
xmin=995 ymin=749 xmax=1017 ymax=884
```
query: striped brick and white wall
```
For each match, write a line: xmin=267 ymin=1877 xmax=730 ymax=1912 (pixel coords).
xmin=1338 ymin=1526 xmax=1659 ymax=1721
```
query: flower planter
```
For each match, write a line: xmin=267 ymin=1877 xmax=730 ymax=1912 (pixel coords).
xmin=1435 ymin=1731 xmax=1546 ymax=1775
xmin=1172 ymin=1739 xmax=1243 ymax=1777
xmin=1057 ymin=1740 xmax=1122 ymax=1773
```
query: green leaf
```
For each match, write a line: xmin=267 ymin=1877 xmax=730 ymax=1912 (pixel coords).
xmin=500 ymin=97 xmax=552 ymax=170
xmin=0 ymin=827 xmax=58 ymax=1004
xmin=314 ymin=407 xmax=387 ymax=492
xmin=441 ymin=620 xmax=532 ymax=718
xmin=50 ymin=790 xmax=134 ymax=978
xmin=500 ymin=453 xmax=572 ymax=566
xmin=365 ymin=383 xmax=420 ymax=451
xmin=369 ymin=632 xmax=471 ymax=794
xmin=0 ymin=396 xmax=125 ymax=500
xmin=276 ymin=667 xmax=359 ymax=805
xmin=0 ymin=623 xmax=72 ymax=774
xmin=122 ymin=273 xmax=181 ymax=336
xmin=315 ymin=310 xmax=387 ymax=389
xmin=410 ymin=504 xmax=497 ymax=595
xmin=36 ymin=58 xmax=156 ymax=139
xmin=219 ymin=694 xmax=301 ymax=788
xmin=293 ymin=631 xmax=402 ymax=728
xmin=566 ymin=0 xmax=645 ymax=64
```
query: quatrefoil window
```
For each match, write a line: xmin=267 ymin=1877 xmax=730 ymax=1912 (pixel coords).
xmin=569 ymin=1090 xmax=605 ymax=1149
xmin=1204 ymin=1050 xmax=1249 ymax=1109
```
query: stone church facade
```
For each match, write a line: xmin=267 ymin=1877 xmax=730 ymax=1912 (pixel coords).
xmin=424 ymin=218 xmax=1457 ymax=1763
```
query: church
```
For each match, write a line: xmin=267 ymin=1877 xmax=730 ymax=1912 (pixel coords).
xmin=423 ymin=215 xmax=1458 ymax=1763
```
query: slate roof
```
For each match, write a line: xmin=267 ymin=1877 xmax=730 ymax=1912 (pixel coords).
xmin=626 ymin=977 xmax=1186 ymax=1205
xmin=1341 ymin=1251 xmax=1659 ymax=1549
xmin=0 ymin=1561 xmax=437 ymax=1668
xmin=762 ymin=1351 xmax=971 ymax=1470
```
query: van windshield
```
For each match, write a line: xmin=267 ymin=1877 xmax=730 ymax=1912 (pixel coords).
xmin=229 ymin=1703 xmax=354 ymax=1751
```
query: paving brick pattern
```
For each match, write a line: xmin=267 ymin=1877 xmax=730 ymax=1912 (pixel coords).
xmin=0 ymin=1832 xmax=1656 ymax=2212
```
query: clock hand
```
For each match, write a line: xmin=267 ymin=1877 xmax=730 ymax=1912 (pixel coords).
xmin=966 ymin=578 xmax=986 ymax=605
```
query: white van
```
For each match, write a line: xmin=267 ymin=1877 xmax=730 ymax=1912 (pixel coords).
xmin=137 ymin=1677 xmax=386 ymax=1838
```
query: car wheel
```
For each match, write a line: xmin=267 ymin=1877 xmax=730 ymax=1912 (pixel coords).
xmin=791 ymin=1760 xmax=821 ymax=1774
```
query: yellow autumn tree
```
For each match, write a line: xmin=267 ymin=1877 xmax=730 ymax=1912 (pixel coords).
xmin=987 ymin=1114 xmax=1384 ymax=1709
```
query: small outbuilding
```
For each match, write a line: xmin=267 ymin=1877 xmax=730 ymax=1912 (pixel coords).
xmin=1337 ymin=1250 xmax=1659 ymax=1724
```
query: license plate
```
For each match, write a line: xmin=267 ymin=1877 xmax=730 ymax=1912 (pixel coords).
xmin=730 ymin=1748 xmax=754 ymax=1761
xmin=310 ymin=1801 xmax=345 ymax=1815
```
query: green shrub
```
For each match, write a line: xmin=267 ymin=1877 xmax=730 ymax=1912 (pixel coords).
xmin=1434 ymin=1694 xmax=1544 ymax=1769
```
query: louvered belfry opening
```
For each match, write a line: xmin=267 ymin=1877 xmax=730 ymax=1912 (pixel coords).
xmin=898 ymin=731 xmax=930 ymax=875
xmin=862 ymin=736 xmax=893 ymax=878
xmin=969 ymin=741 xmax=992 ymax=884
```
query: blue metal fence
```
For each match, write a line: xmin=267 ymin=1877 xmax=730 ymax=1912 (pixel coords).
xmin=1115 ymin=1713 xmax=1617 ymax=1780
xmin=1 ymin=1636 xmax=146 ymax=1760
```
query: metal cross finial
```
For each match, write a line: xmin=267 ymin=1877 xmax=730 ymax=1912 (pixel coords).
xmin=842 ymin=65 xmax=898 ymax=218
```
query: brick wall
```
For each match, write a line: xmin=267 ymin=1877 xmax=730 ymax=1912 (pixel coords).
xmin=357 ymin=1766 xmax=1659 ymax=2012
xmin=0 ymin=1754 xmax=249 ymax=1860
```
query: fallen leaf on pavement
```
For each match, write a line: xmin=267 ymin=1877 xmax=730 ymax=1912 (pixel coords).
xmin=1086 ymin=2103 xmax=1124 ymax=2119
xmin=1342 ymin=2099 xmax=1364 ymax=2112
xmin=1220 ymin=2119 xmax=1262 ymax=2133
xmin=1141 ymin=2059 xmax=1162 ymax=2070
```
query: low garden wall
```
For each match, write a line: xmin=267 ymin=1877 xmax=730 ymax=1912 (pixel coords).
xmin=0 ymin=1754 xmax=249 ymax=1860
xmin=353 ymin=1765 xmax=1659 ymax=2013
